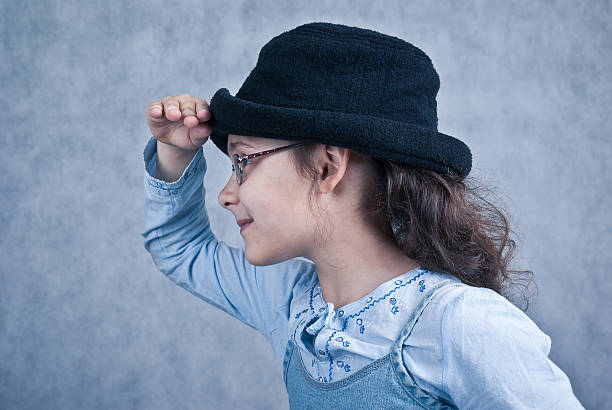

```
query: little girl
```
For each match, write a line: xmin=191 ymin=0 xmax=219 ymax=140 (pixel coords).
xmin=142 ymin=22 xmax=584 ymax=409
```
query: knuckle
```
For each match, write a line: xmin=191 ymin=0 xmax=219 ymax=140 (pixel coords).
xmin=179 ymin=101 xmax=196 ymax=114
xmin=177 ymin=94 xmax=193 ymax=104
xmin=161 ymin=98 xmax=178 ymax=110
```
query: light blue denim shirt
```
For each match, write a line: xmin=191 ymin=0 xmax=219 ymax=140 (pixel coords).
xmin=141 ymin=136 xmax=584 ymax=409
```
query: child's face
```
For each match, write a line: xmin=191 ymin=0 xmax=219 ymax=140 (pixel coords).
xmin=218 ymin=134 xmax=316 ymax=265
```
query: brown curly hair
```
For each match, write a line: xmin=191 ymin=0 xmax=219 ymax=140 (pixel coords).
xmin=288 ymin=142 xmax=536 ymax=311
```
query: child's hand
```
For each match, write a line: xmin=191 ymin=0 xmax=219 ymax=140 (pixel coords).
xmin=146 ymin=94 xmax=212 ymax=152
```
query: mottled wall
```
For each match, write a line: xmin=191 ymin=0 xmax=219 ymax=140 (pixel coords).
xmin=1 ymin=0 xmax=610 ymax=409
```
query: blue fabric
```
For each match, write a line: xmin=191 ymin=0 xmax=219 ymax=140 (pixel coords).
xmin=285 ymin=265 xmax=461 ymax=385
xmin=141 ymin=136 xmax=584 ymax=408
xmin=283 ymin=278 xmax=460 ymax=409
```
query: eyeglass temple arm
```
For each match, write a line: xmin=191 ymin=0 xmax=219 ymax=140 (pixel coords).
xmin=240 ymin=142 xmax=305 ymax=161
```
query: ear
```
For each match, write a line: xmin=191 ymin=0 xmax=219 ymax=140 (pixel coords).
xmin=318 ymin=145 xmax=351 ymax=194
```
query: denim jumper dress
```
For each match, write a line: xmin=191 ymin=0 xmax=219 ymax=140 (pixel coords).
xmin=282 ymin=279 xmax=459 ymax=409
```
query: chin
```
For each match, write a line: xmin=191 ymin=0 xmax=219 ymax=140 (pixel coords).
xmin=245 ymin=245 xmax=292 ymax=266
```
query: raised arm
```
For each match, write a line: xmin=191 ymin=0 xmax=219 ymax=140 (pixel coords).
xmin=141 ymin=94 xmax=317 ymax=362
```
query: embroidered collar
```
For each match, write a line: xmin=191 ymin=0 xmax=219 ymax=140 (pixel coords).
xmin=289 ymin=266 xmax=431 ymax=383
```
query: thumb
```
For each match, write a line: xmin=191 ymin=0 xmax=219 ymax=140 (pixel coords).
xmin=188 ymin=123 xmax=212 ymax=146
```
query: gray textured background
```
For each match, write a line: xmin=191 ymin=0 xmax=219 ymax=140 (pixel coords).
xmin=1 ymin=1 xmax=610 ymax=409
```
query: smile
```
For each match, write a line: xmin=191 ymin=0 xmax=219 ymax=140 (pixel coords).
xmin=240 ymin=221 xmax=252 ymax=233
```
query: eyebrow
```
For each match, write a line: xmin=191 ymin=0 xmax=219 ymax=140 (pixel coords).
xmin=228 ymin=141 xmax=256 ymax=154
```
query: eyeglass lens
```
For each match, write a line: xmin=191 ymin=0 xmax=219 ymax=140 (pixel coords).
xmin=232 ymin=155 xmax=243 ymax=185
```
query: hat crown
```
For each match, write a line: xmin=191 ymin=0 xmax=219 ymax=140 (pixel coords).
xmin=209 ymin=22 xmax=472 ymax=177
xmin=236 ymin=22 xmax=441 ymax=129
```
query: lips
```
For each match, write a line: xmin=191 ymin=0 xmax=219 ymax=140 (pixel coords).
xmin=237 ymin=218 xmax=253 ymax=228
xmin=237 ymin=219 xmax=253 ymax=233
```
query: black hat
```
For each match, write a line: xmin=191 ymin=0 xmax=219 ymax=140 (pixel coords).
xmin=208 ymin=22 xmax=472 ymax=177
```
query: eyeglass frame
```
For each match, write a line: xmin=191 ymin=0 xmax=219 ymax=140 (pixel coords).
xmin=230 ymin=142 xmax=306 ymax=185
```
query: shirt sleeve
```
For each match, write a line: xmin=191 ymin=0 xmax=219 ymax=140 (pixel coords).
xmin=440 ymin=286 xmax=585 ymax=409
xmin=140 ymin=136 xmax=316 ymax=362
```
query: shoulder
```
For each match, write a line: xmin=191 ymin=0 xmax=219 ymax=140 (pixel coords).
xmin=404 ymin=280 xmax=583 ymax=408
xmin=434 ymin=284 xmax=582 ymax=408
xmin=407 ymin=279 xmax=548 ymax=349
xmin=428 ymin=283 xmax=553 ymax=378
xmin=438 ymin=285 xmax=550 ymax=354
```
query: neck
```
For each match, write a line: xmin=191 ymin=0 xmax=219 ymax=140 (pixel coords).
xmin=306 ymin=220 xmax=420 ymax=309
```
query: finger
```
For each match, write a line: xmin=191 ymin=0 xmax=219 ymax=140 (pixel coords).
xmin=189 ymin=123 xmax=211 ymax=145
xmin=149 ymin=100 xmax=163 ymax=118
xmin=161 ymin=96 xmax=181 ymax=121
xmin=195 ymin=98 xmax=211 ymax=121
xmin=189 ymin=122 xmax=212 ymax=140
xmin=178 ymin=94 xmax=196 ymax=118
xmin=178 ymin=94 xmax=199 ymax=127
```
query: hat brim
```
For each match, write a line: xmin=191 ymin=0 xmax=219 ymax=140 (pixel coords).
xmin=208 ymin=88 xmax=472 ymax=176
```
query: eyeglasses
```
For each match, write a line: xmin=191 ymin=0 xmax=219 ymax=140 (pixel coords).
xmin=231 ymin=142 xmax=305 ymax=185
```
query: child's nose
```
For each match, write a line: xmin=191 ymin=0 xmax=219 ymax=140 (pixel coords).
xmin=218 ymin=174 xmax=239 ymax=209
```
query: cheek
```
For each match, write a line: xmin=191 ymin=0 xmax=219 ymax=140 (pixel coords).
xmin=272 ymin=170 xmax=312 ymax=216
xmin=243 ymin=170 xmax=311 ymax=230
